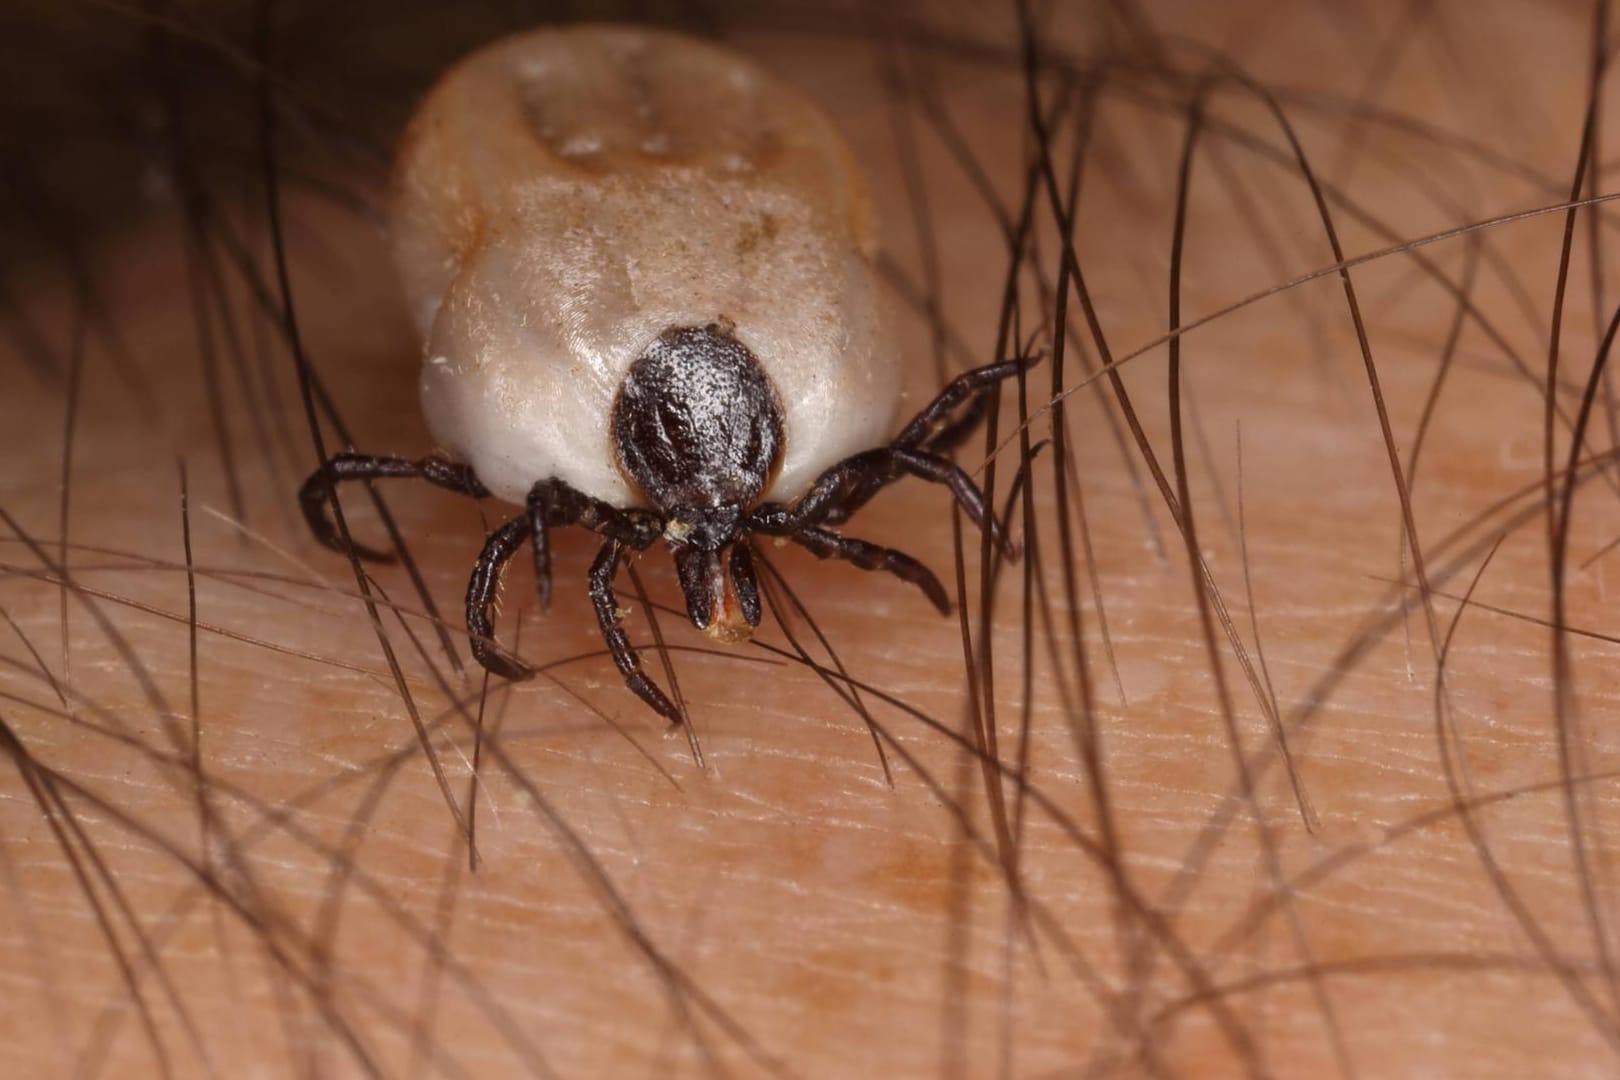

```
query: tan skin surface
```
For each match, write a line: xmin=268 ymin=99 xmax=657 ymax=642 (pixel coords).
xmin=4 ymin=2 xmax=1620 ymax=1076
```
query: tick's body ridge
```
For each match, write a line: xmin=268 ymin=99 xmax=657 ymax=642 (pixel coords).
xmin=302 ymin=25 xmax=1029 ymax=724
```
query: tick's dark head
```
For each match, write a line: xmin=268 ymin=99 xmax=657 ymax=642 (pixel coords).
xmin=612 ymin=322 xmax=783 ymax=641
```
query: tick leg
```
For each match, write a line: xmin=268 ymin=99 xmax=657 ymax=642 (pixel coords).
xmin=806 ymin=354 xmax=1034 ymax=525
xmin=590 ymin=539 xmax=683 ymax=725
xmin=526 ymin=478 xmax=664 ymax=613
xmin=302 ymin=453 xmax=489 ymax=560
xmin=786 ymin=525 xmax=950 ymax=614
xmin=749 ymin=357 xmax=1033 ymax=537
xmin=530 ymin=478 xmax=661 ymax=544
xmin=751 ymin=449 xmax=892 ymax=531
xmin=526 ymin=485 xmax=556 ymax=612
xmin=751 ymin=447 xmax=1015 ymax=556
xmin=893 ymin=355 xmax=1032 ymax=452
xmin=889 ymin=448 xmax=1016 ymax=556
xmin=465 ymin=514 xmax=536 ymax=680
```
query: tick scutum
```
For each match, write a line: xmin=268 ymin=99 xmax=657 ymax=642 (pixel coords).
xmin=611 ymin=323 xmax=785 ymax=546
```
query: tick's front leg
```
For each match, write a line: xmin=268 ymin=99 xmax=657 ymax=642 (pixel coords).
xmin=465 ymin=513 xmax=537 ymax=680
xmin=782 ymin=525 xmax=950 ymax=613
xmin=301 ymin=452 xmax=490 ymax=560
xmin=892 ymin=354 xmax=1033 ymax=453
xmin=749 ymin=446 xmax=1016 ymax=557
xmin=527 ymin=477 xmax=663 ymax=612
xmin=803 ymin=354 xmax=1037 ymax=526
xmin=589 ymin=539 xmax=684 ymax=725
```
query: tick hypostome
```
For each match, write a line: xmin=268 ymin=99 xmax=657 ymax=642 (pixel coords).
xmin=301 ymin=24 xmax=1031 ymax=723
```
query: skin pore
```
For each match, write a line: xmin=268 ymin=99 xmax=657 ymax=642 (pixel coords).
xmin=4 ymin=1 xmax=1620 ymax=1076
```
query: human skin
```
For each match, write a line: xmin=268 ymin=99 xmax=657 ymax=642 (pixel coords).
xmin=3 ymin=1 xmax=1620 ymax=1076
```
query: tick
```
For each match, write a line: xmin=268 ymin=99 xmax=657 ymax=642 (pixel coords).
xmin=301 ymin=24 xmax=1027 ymax=722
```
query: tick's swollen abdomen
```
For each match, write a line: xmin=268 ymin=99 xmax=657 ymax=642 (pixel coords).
xmin=389 ymin=24 xmax=902 ymax=507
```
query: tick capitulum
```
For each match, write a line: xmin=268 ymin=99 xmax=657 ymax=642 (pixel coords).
xmin=298 ymin=25 xmax=1028 ymax=723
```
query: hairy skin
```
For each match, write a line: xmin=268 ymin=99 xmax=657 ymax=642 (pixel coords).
xmin=3 ymin=3 xmax=1620 ymax=1076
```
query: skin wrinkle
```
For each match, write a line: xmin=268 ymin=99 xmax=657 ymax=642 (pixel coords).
xmin=3 ymin=2 xmax=1620 ymax=1077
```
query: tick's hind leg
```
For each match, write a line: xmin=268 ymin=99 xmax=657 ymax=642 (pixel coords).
xmin=302 ymin=453 xmax=489 ymax=560
xmin=465 ymin=482 xmax=662 ymax=682
xmin=465 ymin=513 xmax=536 ymax=680
xmin=589 ymin=540 xmax=684 ymax=725
xmin=784 ymin=525 xmax=950 ymax=613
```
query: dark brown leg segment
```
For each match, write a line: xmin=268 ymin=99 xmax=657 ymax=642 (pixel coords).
xmin=796 ymin=355 xmax=1033 ymax=526
xmin=893 ymin=356 xmax=1030 ymax=451
xmin=527 ymin=478 xmax=663 ymax=612
xmin=750 ymin=447 xmax=1014 ymax=556
xmin=787 ymin=525 xmax=950 ymax=613
xmin=464 ymin=514 xmax=535 ymax=680
xmin=589 ymin=539 xmax=683 ymax=724
xmin=301 ymin=453 xmax=489 ymax=560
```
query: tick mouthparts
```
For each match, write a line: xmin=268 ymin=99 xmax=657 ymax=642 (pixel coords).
xmin=703 ymin=610 xmax=754 ymax=645
xmin=674 ymin=545 xmax=755 ymax=645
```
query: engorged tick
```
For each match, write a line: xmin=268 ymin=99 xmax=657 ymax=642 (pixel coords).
xmin=300 ymin=24 xmax=1030 ymax=723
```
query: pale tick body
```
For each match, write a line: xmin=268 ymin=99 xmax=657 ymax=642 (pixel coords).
xmin=302 ymin=25 xmax=1025 ymax=722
